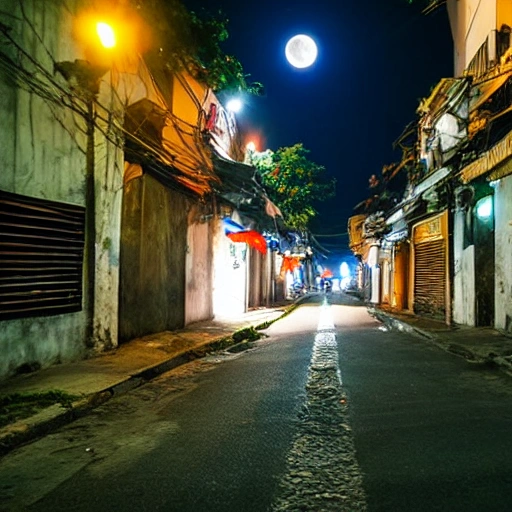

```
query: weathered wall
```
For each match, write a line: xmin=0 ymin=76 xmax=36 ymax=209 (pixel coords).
xmin=0 ymin=0 xmax=123 ymax=379
xmin=494 ymin=174 xmax=512 ymax=333
xmin=249 ymin=248 xmax=269 ymax=308
xmin=248 ymin=248 xmax=260 ymax=308
xmin=119 ymin=174 xmax=188 ymax=340
xmin=453 ymin=210 xmax=476 ymax=326
xmin=185 ymin=206 xmax=213 ymax=325
xmin=91 ymin=93 xmax=124 ymax=350
xmin=212 ymin=215 xmax=247 ymax=318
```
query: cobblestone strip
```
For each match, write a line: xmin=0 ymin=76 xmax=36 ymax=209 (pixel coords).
xmin=271 ymin=301 xmax=367 ymax=511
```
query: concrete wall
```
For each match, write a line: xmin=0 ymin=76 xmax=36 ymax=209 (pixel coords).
xmin=212 ymin=215 xmax=247 ymax=318
xmin=185 ymin=207 xmax=213 ymax=325
xmin=453 ymin=210 xmax=476 ymax=326
xmin=447 ymin=0 xmax=497 ymax=76
xmin=119 ymin=174 xmax=188 ymax=340
xmin=0 ymin=0 xmax=123 ymax=379
xmin=91 ymin=94 xmax=124 ymax=350
xmin=248 ymin=248 xmax=272 ymax=308
xmin=494 ymin=174 xmax=512 ymax=333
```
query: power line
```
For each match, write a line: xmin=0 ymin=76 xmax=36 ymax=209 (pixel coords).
xmin=310 ymin=232 xmax=348 ymax=237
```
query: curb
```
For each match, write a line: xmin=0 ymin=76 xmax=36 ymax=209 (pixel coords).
xmin=0 ymin=301 xmax=303 ymax=457
xmin=0 ymin=346 xmax=215 ymax=457
xmin=369 ymin=308 xmax=435 ymax=340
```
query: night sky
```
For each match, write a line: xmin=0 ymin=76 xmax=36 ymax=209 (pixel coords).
xmin=185 ymin=0 xmax=454 ymax=266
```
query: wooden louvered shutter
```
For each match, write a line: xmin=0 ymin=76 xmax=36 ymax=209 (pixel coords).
xmin=412 ymin=212 xmax=448 ymax=319
xmin=0 ymin=190 xmax=85 ymax=320
xmin=414 ymin=239 xmax=446 ymax=316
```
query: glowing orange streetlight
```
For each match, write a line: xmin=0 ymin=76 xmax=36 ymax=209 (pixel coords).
xmin=96 ymin=22 xmax=116 ymax=49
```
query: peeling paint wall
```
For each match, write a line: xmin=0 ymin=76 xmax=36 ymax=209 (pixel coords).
xmin=0 ymin=1 xmax=89 ymax=379
xmin=0 ymin=1 xmax=123 ymax=380
xmin=494 ymin=175 xmax=512 ymax=333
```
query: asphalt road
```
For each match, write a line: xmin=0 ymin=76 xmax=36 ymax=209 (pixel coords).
xmin=2 ymin=294 xmax=512 ymax=511
xmin=330 ymin=294 xmax=512 ymax=511
xmin=0 ymin=301 xmax=320 ymax=512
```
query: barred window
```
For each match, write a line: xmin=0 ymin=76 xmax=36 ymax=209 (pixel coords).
xmin=0 ymin=190 xmax=85 ymax=320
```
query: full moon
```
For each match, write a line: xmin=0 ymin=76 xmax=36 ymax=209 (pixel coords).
xmin=285 ymin=34 xmax=318 ymax=68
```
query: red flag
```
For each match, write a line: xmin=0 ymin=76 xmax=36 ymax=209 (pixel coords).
xmin=227 ymin=230 xmax=267 ymax=255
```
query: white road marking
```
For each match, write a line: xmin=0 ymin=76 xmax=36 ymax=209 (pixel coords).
xmin=271 ymin=300 xmax=367 ymax=511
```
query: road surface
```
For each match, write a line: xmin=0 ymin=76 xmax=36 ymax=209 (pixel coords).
xmin=1 ymin=294 xmax=512 ymax=511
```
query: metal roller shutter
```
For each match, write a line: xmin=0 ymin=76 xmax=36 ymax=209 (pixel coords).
xmin=0 ymin=190 xmax=85 ymax=320
xmin=414 ymin=239 xmax=446 ymax=316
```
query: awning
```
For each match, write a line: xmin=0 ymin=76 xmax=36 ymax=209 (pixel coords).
xmin=470 ymin=72 xmax=512 ymax=112
xmin=459 ymin=129 xmax=512 ymax=183
xmin=211 ymin=151 xmax=282 ymax=227
xmin=223 ymin=218 xmax=245 ymax=234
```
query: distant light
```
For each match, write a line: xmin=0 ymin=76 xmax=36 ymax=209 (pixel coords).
xmin=340 ymin=262 xmax=350 ymax=278
xmin=96 ymin=22 xmax=116 ymax=48
xmin=226 ymin=99 xmax=242 ymax=113
xmin=476 ymin=196 xmax=492 ymax=219
xmin=246 ymin=141 xmax=256 ymax=151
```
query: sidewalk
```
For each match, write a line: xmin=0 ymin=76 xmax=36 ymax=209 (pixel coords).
xmin=371 ymin=306 xmax=512 ymax=371
xmin=0 ymin=302 xmax=295 ymax=456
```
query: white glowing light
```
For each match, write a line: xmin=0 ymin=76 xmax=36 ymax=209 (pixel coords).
xmin=476 ymin=196 xmax=493 ymax=219
xmin=96 ymin=22 xmax=116 ymax=49
xmin=340 ymin=262 xmax=350 ymax=278
xmin=285 ymin=34 xmax=318 ymax=69
xmin=226 ymin=99 xmax=242 ymax=113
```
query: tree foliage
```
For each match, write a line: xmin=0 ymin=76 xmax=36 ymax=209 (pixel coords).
xmin=138 ymin=0 xmax=262 ymax=94
xmin=251 ymin=144 xmax=336 ymax=230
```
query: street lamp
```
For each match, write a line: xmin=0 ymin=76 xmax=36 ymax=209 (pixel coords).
xmin=96 ymin=22 xmax=116 ymax=49
xmin=226 ymin=98 xmax=243 ymax=113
